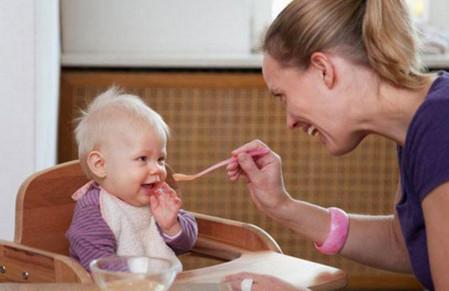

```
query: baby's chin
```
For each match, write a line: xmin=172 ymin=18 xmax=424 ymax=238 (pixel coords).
xmin=125 ymin=198 xmax=150 ymax=208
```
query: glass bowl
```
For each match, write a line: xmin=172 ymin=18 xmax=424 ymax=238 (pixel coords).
xmin=90 ymin=255 xmax=179 ymax=291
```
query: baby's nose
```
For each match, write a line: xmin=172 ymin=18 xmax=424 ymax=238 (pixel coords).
xmin=148 ymin=163 xmax=163 ymax=175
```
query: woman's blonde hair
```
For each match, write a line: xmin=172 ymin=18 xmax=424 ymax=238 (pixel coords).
xmin=74 ymin=87 xmax=169 ymax=177
xmin=263 ymin=0 xmax=429 ymax=90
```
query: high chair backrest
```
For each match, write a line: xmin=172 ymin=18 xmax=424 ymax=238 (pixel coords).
xmin=14 ymin=160 xmax=87 ymax=255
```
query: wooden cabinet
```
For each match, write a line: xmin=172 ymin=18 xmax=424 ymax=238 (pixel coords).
xmin=59 ymin=69 xmax=420 ymax=289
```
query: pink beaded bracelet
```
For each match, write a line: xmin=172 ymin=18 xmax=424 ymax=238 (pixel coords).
xmin=314 ymin=207 xmax=349 ymax=255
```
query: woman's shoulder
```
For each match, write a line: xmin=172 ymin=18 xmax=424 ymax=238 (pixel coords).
xmin=404 ymin=74 xmax=449 ymax=153
xmin=413 ymin=72 xmax=449 ymax=124
xmin=425 ymin=71 xmax=449 ymax=102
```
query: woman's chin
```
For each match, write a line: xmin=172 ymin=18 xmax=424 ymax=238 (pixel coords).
xmin=325 ymin=141 xmax=356 ymax=156
xmin=328 ymin=140 xmax=363 ymax=156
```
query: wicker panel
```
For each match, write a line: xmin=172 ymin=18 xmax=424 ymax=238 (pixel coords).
xmin=59 ymin=70 xmax=409 ymax=283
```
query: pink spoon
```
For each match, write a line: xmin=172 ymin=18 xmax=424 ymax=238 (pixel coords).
xmin=173 ymin=147 xmax=270 ymax=182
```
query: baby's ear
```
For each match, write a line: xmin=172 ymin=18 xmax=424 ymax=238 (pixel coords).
xmin=86 ymin=151 xmax=106 ymax=179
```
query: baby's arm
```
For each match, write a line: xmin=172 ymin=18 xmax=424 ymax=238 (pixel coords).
xmin=150 ymin=182 xmax=182 ymax=235
xmin=161 ymin=210 xmax=198 ymax=254
xmin=151 ymin=183 xmax=198 ymax=254
xmin=66 ymin=203 xmax=117 ymax=271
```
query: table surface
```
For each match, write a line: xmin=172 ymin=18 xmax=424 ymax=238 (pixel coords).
xmin=0 ymin=251 xmax=346 ymax=290
xmin=0 ymin=282 xmax=229 ymax=291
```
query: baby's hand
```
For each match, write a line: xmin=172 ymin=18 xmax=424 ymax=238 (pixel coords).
xmin=150 ymin=182 xmax=182 ymax=236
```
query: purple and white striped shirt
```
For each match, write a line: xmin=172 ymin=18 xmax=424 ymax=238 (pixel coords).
xmin=65 ymin=184 xmax=198 ymax=271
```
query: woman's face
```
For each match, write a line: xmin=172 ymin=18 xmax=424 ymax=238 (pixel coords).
xmin=262 ymin=53 xmax=367 ymax=155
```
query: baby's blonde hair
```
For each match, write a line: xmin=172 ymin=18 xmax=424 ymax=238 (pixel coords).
xmin=74 ymin=87 xmax=169 ymax=177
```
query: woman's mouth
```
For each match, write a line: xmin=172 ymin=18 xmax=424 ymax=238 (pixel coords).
xmin=302 ymin=123 xmax=319 ymax=137
xmin=307 ymin=125 xmax=319 ymax=136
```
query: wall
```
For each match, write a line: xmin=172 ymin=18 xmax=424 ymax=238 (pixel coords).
xmin=60 ymin=0 xmax=272 ymax=63
xmin=0 ymin=0 xmax=60 ymax=240
xmin=428 ymin=0 xmax=449 ymax=30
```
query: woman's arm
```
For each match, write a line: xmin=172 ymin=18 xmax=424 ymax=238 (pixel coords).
xmin=273 ymin=194 xmax=411 ymax=272
xmin=228 ymin=140 xmax=411 ymax=272
xmin=422 ymin=181 xmax=449 ymax=290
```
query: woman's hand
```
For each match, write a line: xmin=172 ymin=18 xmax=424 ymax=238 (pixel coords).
xmin=227 ymin=140 xmax=292 ymax=218
xmin=224 ymin=272 xmax=310 ymax=291
xmin=150 ymin=182 xmax=182 ymax=236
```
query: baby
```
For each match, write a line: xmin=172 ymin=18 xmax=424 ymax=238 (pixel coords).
xmin=65 ymin=87 xmax=198 ymax=271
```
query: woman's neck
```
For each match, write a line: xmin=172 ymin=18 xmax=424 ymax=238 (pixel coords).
xmin=363 ymin=75 xmax=436 ymax=146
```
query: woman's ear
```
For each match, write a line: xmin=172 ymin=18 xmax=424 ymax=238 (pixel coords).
xmin=86 ymin=151 xmax=106 ymax=179
xmin=310 ymin=52 xmax=335 ymax=89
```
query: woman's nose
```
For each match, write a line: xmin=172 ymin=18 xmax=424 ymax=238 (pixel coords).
xmin=286 ymin=114 xmax=298 ymax=129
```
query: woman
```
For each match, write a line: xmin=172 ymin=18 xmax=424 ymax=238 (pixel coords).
xmin=224 ymin=0 xmax=449 ymax=290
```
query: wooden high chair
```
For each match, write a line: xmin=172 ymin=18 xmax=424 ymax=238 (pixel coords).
xmin=1 ymin=160 xmax=346 ymax=289
xmin=1 ymin=160 xmax=280 ymax=283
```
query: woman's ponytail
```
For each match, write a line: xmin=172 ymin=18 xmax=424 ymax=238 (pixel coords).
xmin=362 ymin=0 xmax=427 ymax=89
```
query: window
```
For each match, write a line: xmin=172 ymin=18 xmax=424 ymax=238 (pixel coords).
xmin=405 ymin=0 xmax=430 ymax=23
xmin=272 ymin=0 xmax=430 ymax=23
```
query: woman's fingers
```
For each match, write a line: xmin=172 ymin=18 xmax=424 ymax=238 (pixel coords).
xmin=233 ymin=152 xmax=263 ymax=183
xmin=231 ymin=139 xmax=268 ymax=156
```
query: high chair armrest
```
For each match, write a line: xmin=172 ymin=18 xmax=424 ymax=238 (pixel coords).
xmin=189 ymin=211 xmax=282 ymax=261
xmin=0 ymin=240 xmax=91 ymax=283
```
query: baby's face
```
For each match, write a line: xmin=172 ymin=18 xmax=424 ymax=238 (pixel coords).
xmin=99 ymin=125 xmax=168 ymax=207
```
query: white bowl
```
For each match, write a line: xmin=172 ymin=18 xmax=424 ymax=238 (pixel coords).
xmin=90 ymin=255 xmax=179 ymax=291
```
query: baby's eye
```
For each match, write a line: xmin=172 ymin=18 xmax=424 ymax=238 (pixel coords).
xmin=158 ymin=157 xmax=166 ymax=165
xmin=137 ymin=156 xmax=148 ymax=162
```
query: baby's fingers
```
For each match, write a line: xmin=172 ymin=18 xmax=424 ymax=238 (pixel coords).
xmin=161 ymin=189 xmax=182 ymax=208
xmin=149 ymin=195 xmax=160 ymax=209
xmin=156 ymin=182 xmax=176 ymax=195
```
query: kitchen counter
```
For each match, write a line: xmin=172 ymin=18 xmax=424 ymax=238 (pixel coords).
xmin=62 ymin=52 xmax=449 ymax=69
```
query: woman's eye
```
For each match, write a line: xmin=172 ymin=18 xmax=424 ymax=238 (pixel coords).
xmin=273 ymin=93 xmax=286 ymax=103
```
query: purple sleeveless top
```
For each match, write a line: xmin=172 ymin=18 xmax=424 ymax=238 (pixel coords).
xmin=397 ymin=72 xmax=449 ymax=290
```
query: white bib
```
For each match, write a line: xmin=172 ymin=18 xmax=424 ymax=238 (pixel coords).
xmin=99 ymin=188 xmax=182 ymax=271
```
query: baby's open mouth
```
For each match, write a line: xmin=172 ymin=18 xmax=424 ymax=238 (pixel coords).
xmin=142 ymin=182 xmax=157 ymax=190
